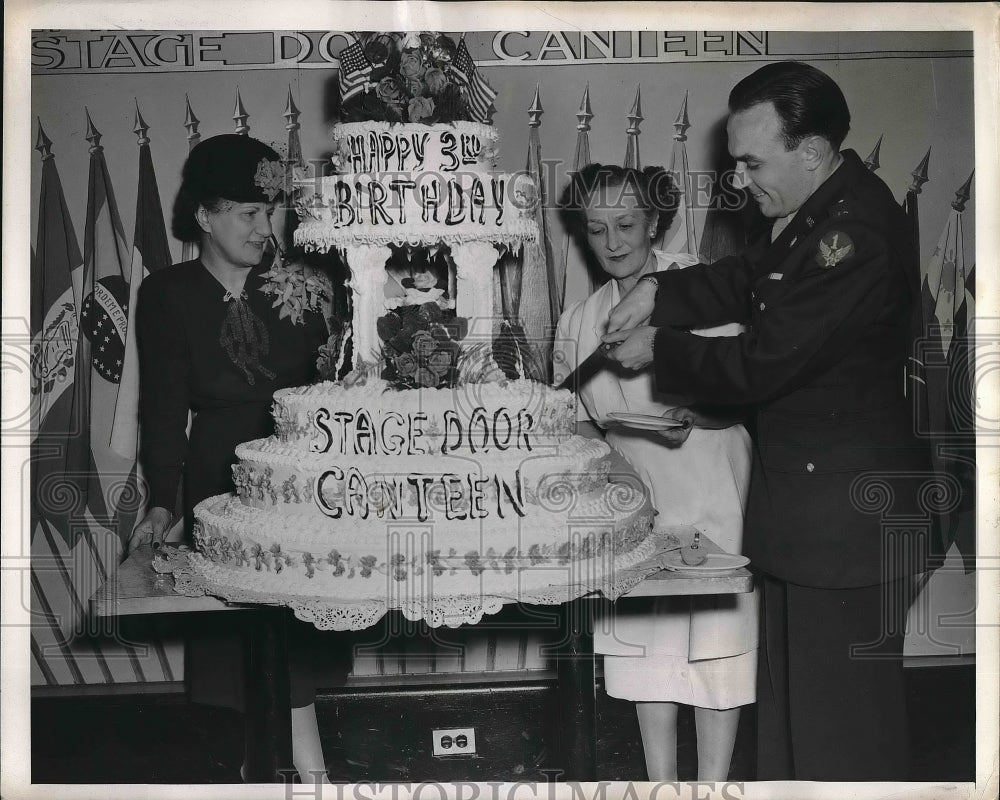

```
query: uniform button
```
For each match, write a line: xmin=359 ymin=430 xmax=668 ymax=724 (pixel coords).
xmin=806 ymin=462 xmax=815 ymax=472
xmin=759 ymin=302 xmax=766 ymax=311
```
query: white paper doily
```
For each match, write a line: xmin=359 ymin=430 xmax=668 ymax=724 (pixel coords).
xmin=151 ymin=531 xmax=684 ymax=630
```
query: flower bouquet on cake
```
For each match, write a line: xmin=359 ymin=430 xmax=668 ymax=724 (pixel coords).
xmin=339 ymin=31 xmax=493 ymax=125
xmin=377 ymin=302 xmax=467 ymax=389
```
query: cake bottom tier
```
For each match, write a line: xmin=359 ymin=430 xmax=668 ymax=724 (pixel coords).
xmin=193 ymin=483 xmax=656 ymax=589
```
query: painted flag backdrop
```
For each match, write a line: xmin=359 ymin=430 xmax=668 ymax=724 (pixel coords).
xmin=30 ymin=121 xmax=181 ymax=688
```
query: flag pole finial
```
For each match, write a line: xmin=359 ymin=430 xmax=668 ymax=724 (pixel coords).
xmin=183 ymin=94 xmax=201 ymax=148
xmin=283 ymin=85 xmax=301 ymax=128
xmin=626 ymin=85 xmax=643 ymax=135
xmin=133 ymin=99 xmax=151 ymax=147
xmin=673 ymin=91 xmax=691 ymax=142
xmin=527 ymin=84 xmax=543 ymax=128
xmin=233 ymin=87 xmax=250 ymax=136
xmin=35 ymin=118 xmax=54 ymax=160
xmin=84 ymin=107 xmax=103 ymax=153
xmin=863 ymin=134 xmax=883 ymax=171
xmin=577 ymin=84 xmax=593 ymax=131
xmin=623 ymin=86 xmax=643 ymax=170
xmin=952 ymin=170 xmax=974 ymax=212
xmin=908 ymin=147 xmax=931 ymax=194
xmin=572 ymin=85 xmax=593 ymax=172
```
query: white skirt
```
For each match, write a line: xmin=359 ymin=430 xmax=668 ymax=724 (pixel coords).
xmin=600 ymin=595 xmax=758 ymax=708
xmin=604 ymin=648 xmax=758 ymax=708
xmin=597 ymin=425 xmax=759 ymax=707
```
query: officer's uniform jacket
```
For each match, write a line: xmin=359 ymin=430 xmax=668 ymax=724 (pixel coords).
xmin=650 ymin=150 xmax=929 ymax=588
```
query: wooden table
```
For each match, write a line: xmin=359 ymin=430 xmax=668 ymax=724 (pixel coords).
xmin=90 ymin=535 xmax=752 ymax=782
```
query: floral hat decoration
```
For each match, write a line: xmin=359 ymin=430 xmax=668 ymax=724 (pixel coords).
xmin=181 ymin=134 xmax=291 ymax=204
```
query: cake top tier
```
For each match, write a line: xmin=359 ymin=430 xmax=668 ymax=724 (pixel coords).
xmin=330 ymin=121 xmax=499 ymax=175
xmin=293 ymin=119 xmax=537 ymax=251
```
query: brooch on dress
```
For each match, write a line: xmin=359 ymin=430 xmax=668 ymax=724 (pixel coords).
xmin=257 ymin=243 xmax=333 ymax=326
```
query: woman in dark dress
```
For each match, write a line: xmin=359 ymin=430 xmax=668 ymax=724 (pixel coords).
xmin=129 ymin=134 xmax=334 ymax=783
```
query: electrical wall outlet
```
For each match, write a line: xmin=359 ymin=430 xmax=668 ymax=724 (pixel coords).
xmin=432 ymin=727 xmax=477 ymax=756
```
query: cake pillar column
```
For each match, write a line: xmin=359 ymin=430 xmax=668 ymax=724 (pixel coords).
xmin=344 ymin=243 xmax=392 ymax=369
xmin=450 ymin=241 xmax=499 ymax=344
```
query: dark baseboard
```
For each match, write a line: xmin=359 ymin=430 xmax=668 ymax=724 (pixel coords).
xmin=31 ymin=665 xmax=974 ymax=784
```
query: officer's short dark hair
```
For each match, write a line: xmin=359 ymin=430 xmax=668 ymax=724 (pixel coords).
xmin=558 ymin=163 xmax=680 ymax=241
xmin=171 ymin=134 xmax=284 ymax=242
xmin=729 ymin=61 xmax=851 ymax=151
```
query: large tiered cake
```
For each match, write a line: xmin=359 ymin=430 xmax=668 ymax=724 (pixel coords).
xmin=186 ymin=34 xmax=664 ymax=621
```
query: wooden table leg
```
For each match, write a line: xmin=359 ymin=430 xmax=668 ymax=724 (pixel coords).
xmin=244 ymin=606 xmax=293 ymax=782
xmin=556 ymin=598 xmax=597 ymax=780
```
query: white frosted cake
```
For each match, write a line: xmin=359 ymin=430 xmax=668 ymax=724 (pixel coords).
xmin=190 ymin=35 xmax=660 ymax=603
xmin=194 ymin=378 xmax=655 ymax=590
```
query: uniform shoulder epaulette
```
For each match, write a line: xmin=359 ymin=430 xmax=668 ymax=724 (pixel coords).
xmin=828 ymin=194 xmax=855 ymax=220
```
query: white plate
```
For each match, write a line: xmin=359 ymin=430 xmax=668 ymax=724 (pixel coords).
xmin=662 ymin=551 xmax=750 ymax=573
xmin=607 ymin=412 xmax=688 ymax=431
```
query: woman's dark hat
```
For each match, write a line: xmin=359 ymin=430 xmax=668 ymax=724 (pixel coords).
xmin=181 ymin=134 xmax=286 ymax=203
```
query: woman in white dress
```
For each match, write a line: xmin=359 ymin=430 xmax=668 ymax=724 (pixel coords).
xmin=554 ymin=164 xmax=758 ymax=781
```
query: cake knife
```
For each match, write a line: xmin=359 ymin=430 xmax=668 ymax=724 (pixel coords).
xmin=555 ymin=342 xmax=614 ymax=392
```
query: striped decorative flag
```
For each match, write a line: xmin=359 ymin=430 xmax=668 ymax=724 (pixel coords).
xmin=338 ymin=40 xmax=373 ymax=103
xmin=517 ymin=85 xmax=556 ymax=379
xmin=915 ymin=172 xmax=975 ymax=568
xmin=30 ymin=120 xmax=82 ymax=542
xmin=663 ymin=93 xmax=698 ymax=256
xmin=451 ymin=38 xmax=497 ymax=123
xmin=559 ymin=85 xmax=594 ymax=301
xmin=282 ymin=85 xmax=305 ymax=252
xmin=110 ymin=103 xmax=173 ymax=543
xmin=65 ymin=109 xmax=131 ymax=544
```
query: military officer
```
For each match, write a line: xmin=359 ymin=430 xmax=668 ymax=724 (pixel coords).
xmin=602 ymin=61 xmax=929 ymax=781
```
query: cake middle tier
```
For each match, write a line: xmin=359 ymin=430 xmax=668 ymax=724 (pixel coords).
xmin=293 ymin=171 xmax=538 ymax=250
xmin=233 ymin=434 xmax=614 ymax=520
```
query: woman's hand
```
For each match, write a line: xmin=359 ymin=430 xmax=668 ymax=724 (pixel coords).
xmin=602 ymin=326 xmax=657 ymax=371
xmin=656 ymin=406 xmax=740 ymax=447
xmin=656 ymin=407 xmax=697 ymax=448
xmin=127 ymin=506 xmax=173 ymax=554
xmin=606 ymin=278 xmax=657 ymax=334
